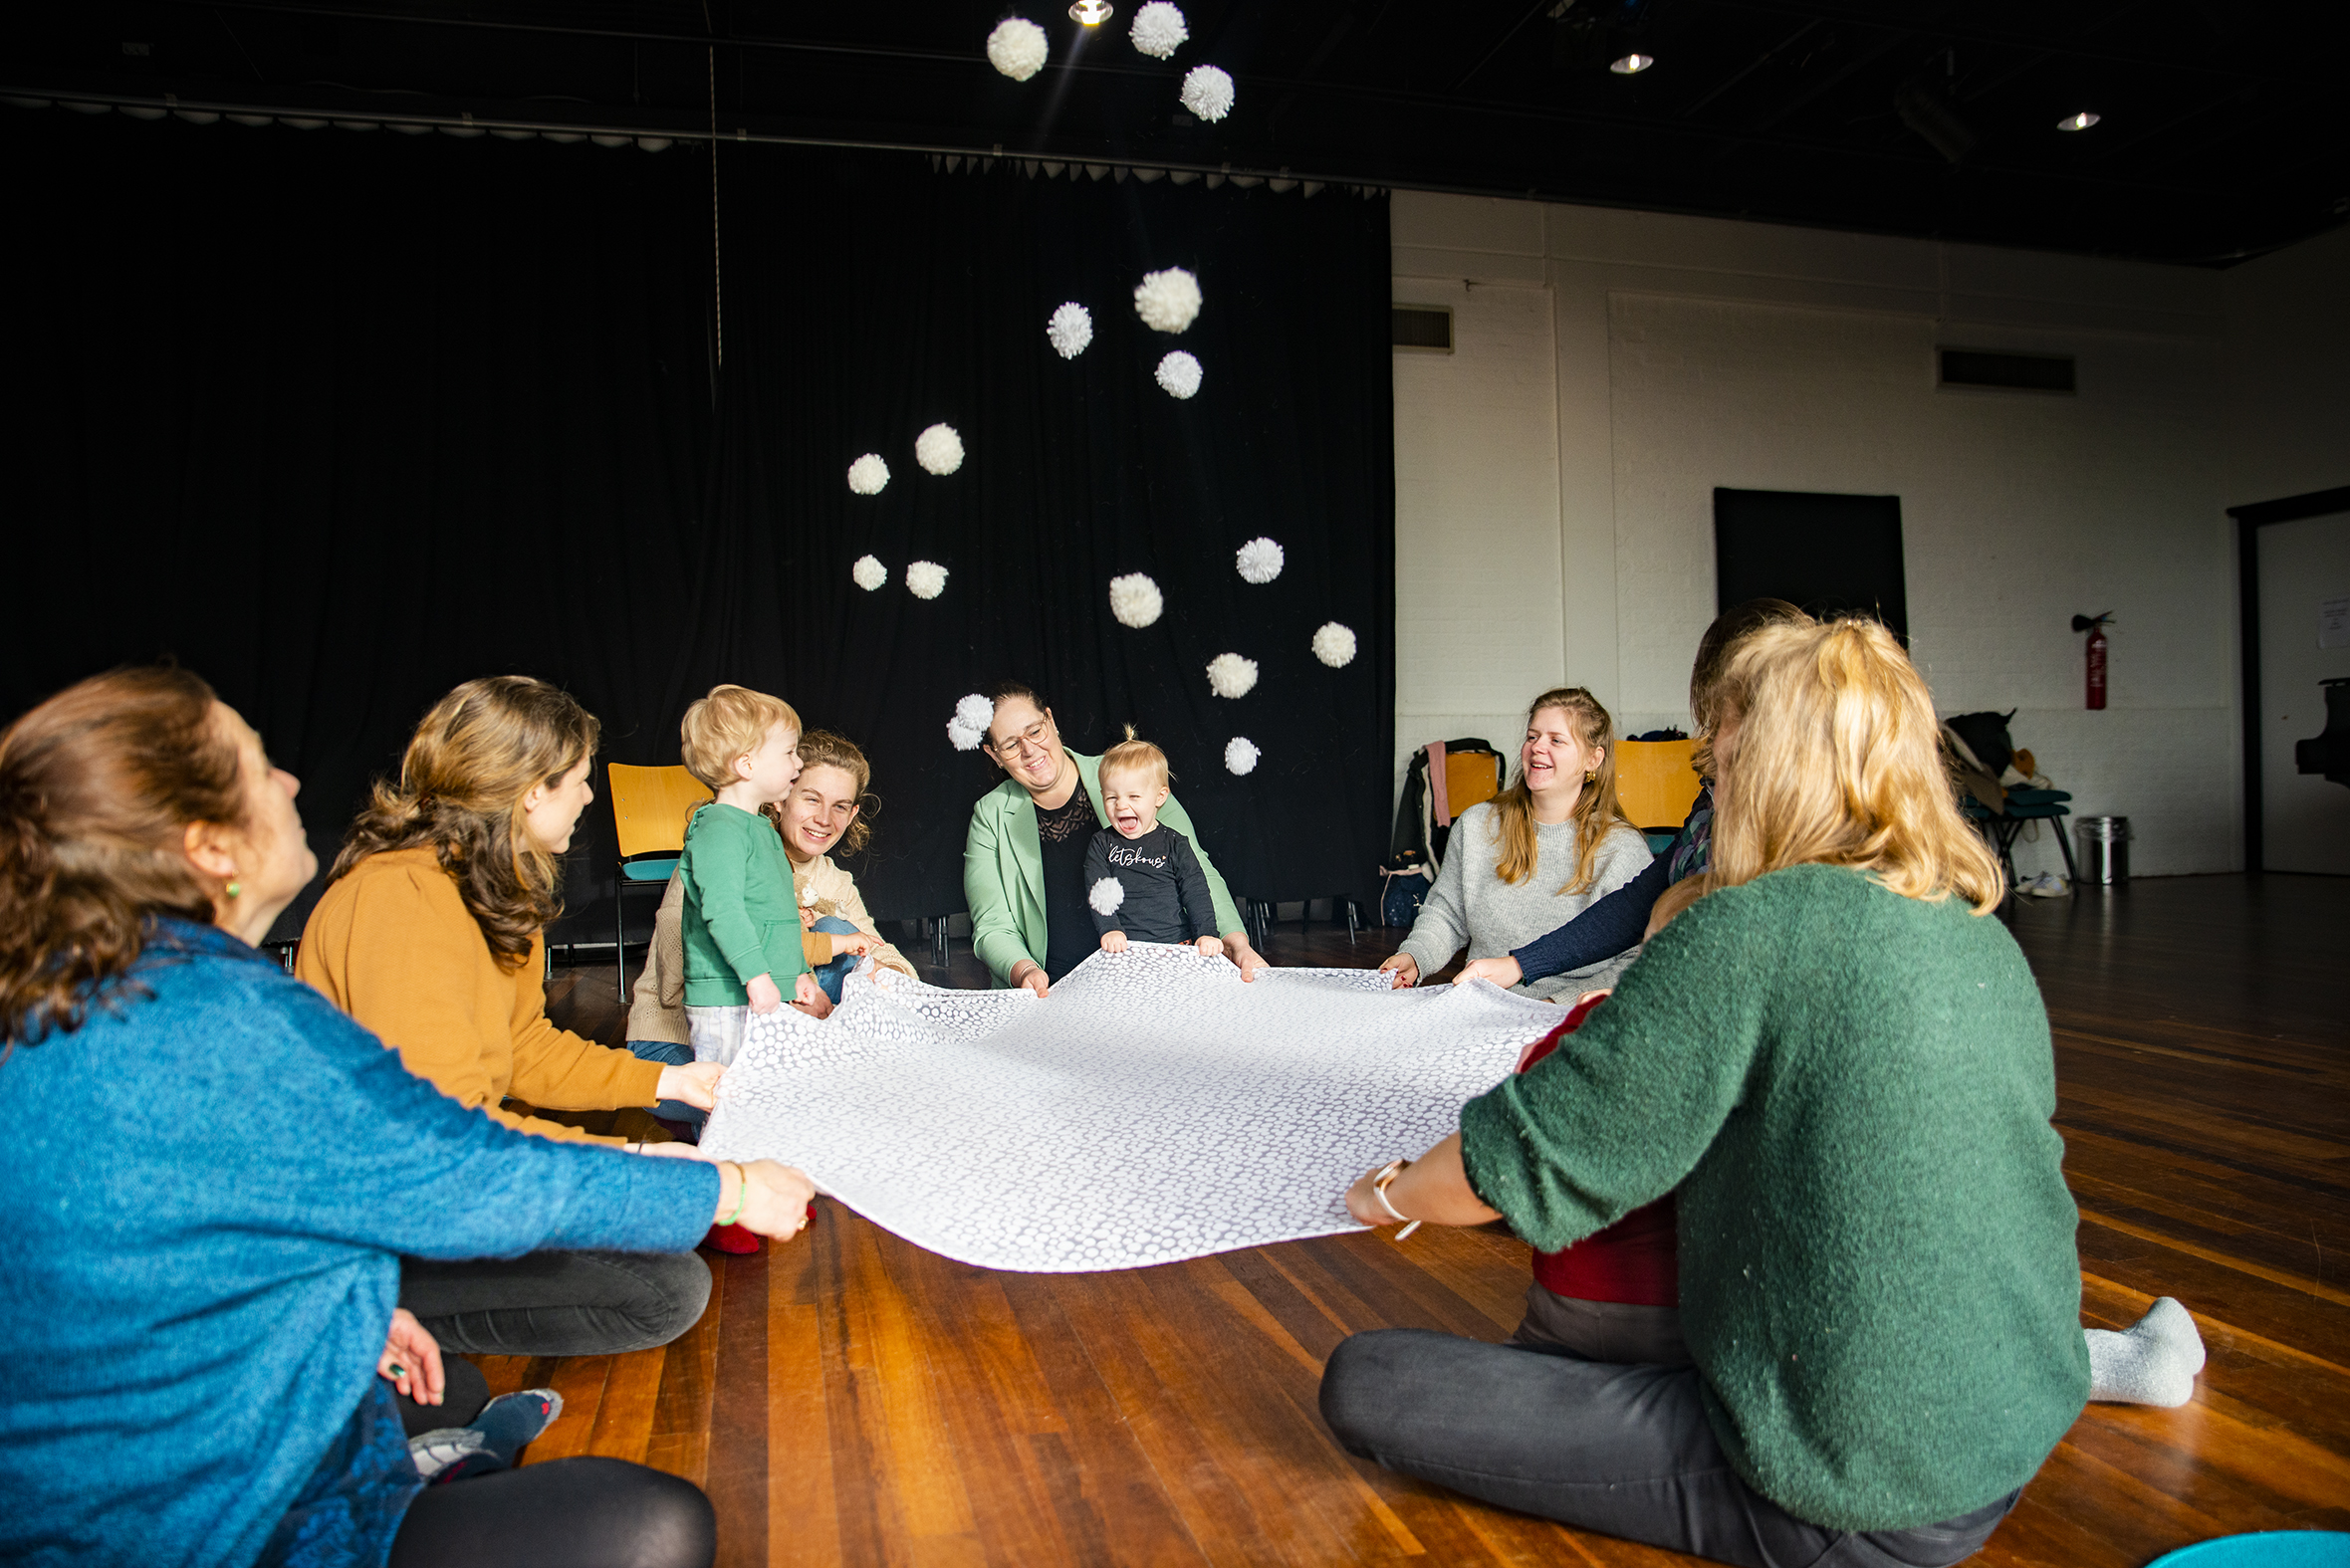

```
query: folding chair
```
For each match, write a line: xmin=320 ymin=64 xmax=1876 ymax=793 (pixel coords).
xmin=1615 ymin=738 xmax=1704 ymax=854
xmin=606 ymin=764 xmax=715 ymax=998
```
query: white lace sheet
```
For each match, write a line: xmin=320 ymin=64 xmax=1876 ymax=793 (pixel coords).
xmin=696 ymin=943 xmax=1564 ymax=1273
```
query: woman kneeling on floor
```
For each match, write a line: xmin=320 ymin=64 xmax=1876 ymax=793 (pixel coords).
xmin=1320 ymin=617 xmax=2089 ymax=1567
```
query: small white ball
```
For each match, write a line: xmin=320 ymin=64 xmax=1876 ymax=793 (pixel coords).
xmin=1225 ymin=737 xmax=1261 ymax=776
xmin=987 ymin=18 xmax=1050 ymax=82
xmin=915 ymin=423 xmax=965 ymax=475
xmin=1133 ymin=267 xmax=1203 ymax=333
xmin=955 ymin=693 xmax=996 ymax=731
xmin=1047 ymin=301 xmax=1093 ymax=359
xmin=1108 ymin=572 xmax=1164 ymax=628
xmin=907 ymin=560 xmax=948 ymax=599
xmin=947 ymin=717 xmax=986 ymax=752
xmin=1206 ymin=652 xmax=1258 ymax=699
xmin=1156 ymin=350 xmax=1203 ymax=399
xmin=1180 ymin=65 xmax=1235 ymax=123
xmin=1235 ymin=537 xmax=1284 ymax=584
xmin=1129 ymin=2 xmax=1189 ymax=59
xmin=1311 ymin=621 xmax=1357 ymax=668
xmin=851 ymin=555 xmax=887 ymax=591
xmin=1088 ymin=876 xmax=1126 ymax=917
xmin=846 ymin=453 xmax=889 ymax=494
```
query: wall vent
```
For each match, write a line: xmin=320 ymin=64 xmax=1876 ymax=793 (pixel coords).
xmin=1391 ymin=305 xmax=1453 ymax=352
xmin=1938 ymin=347 xmax=2075 ymax=393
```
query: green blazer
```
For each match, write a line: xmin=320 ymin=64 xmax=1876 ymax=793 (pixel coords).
xmin=962 ymin=749 xmax=1246 ymax=987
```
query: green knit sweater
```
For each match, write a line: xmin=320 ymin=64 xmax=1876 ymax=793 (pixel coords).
xmin=1460 ymin=862 xmax=2087 ymax=1531
xmin=677 ymin=801 xmax=810 ymax=1008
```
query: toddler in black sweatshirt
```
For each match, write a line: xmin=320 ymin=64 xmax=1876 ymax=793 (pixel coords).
xmin=1083 ymin=732 xmax=1226 ymax=958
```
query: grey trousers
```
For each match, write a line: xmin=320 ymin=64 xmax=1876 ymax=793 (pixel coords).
xmin=1319 ymin=1328 xmax=2019 ymax=1568
xmin=400 ymin=1250 xmax=712 ymax=1358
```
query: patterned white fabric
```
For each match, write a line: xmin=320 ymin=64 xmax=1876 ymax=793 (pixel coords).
xmin=697 ymin=943 xmax=1564 ymax=1272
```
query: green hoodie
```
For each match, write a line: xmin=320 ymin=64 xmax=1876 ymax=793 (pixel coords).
xmin=676 ymin=801 xmax=811 ymax=1007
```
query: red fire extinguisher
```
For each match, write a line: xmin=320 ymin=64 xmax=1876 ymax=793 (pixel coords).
xmin=2072 ymin=613 xmax=2113 ymax=711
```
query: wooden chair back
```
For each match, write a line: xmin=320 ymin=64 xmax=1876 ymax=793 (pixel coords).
xmin=608 ymin=764 xmax=715 ymax=860
xmin=1614 ymin=739 xmax=1702 ymax=831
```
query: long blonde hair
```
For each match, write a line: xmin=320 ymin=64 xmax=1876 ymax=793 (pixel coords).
xmin=1489 ymin=687 xmax=1632 ymax=895
xmin=1707 ymin=618 xmax=2003 ymax=913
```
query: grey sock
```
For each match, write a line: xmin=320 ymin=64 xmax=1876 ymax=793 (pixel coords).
xmin=407 ymin=1426 xmax=488 ymax=1480
xmin=2086 ymin=1296 xmax=2204 ymax=1406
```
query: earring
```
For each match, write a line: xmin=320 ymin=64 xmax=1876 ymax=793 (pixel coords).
xmin=1584 ymin=771 xmax=1596 ymax=784
xmin=224 ymin=880 xmax=243 ymax=898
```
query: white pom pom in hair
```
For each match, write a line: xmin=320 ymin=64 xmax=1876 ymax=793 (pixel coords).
xmin=1180 ymin=65 xmax=1235 ymax=123
xmin=1155 ymin=350 xmax=1203 ymax=399
xmin=1129 ymin=2 xmax=1189 ymax=59
xmin=987 ymin=18 xmax=1050 ymax=82
xmin=915 ymin=423 xmax=965 ymax=475
xmin=851 ymin=555 xmax=887 ymax=591
xmin=947 ymin=717 xmax=986 ymax=752
xmin=1236 ymin=537 xmax=1284 ymax=584
xmin=954 ymin=693 xmax=995 ymax=732
xmin=1108 ymin=572 xmax=1164 ymax=628
xmin=1206 ymin=652 xmax=1258 ymax=699
xmin=1311 ymin=621 xmax=1357 ymax=668
xmin=1047 ymin=302 xmax=1093 ymax=359
xmin=1225 ymin=737 xmax=1261 ymax=776
xmin=1088 ymin=876 xmax=1126 ymax=917
xmin=1132 ymin=267 xmax=1202 ymax=333
xmin=846 ymin=453 xmax=889 ymax=494
xmin=907 ymin=560 xmax=948 ymax=599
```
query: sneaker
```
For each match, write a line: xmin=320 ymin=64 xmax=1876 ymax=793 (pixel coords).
xmin=2021 ymin=872 xmax=2071 ymax=898
xmin=407 ymin=1427 xmax=488 ymax=1481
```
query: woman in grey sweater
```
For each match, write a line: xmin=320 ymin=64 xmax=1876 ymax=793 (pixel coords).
xmin=1381 ymin=688 xmax=1652 ymax=1001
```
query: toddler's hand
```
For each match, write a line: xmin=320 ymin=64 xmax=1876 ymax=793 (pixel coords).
xmin=799 ymin=907 xmax=818 ymax=930
xmin=1100 ymin=930 xmax=1128 ymax=953
xmin=746 ymin=973 xmax=785 ymax=1014
xmin=1196 ymin=934 xmax=1225 ymax=959
xmin=791 ymin=972 xmax=832 ymax=1018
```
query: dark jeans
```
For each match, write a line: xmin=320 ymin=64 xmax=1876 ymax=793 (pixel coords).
xmin=626 ymin=1037 xmax=705 ymax=1132
xmin=400 ymin=1250 xmax=711 ymax=1358
xmin=1319 ymin=1329 xmax=2019 ymax=1568
xmin=390 ymin=1456 xmax=714 ymax=1568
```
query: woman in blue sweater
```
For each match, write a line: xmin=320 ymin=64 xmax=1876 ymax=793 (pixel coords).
xmin=0 ymin=668 xmax=816 ymax=1568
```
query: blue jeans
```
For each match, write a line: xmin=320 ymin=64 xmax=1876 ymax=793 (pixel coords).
xmin=626 ymin=1038 xmax=703 ymax=1132
xmin=809 ymin=915 xmax=861 ymax=1003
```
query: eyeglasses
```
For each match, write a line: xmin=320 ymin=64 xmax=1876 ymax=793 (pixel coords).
xmin=987 ymin=719 xmax=1054 ymax=756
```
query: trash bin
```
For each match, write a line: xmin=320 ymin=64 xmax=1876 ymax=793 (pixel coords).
xmin=2076 ymin=815 xmax=2130 ymax=885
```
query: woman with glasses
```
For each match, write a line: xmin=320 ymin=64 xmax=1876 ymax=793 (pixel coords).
xmin=962 ymin=682 xmax=1264 ymax=995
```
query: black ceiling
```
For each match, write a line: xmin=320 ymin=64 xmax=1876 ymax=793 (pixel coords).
xmin=10 ymin=1 xmax=2347 ymax=265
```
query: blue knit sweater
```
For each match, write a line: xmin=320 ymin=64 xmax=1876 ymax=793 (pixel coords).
xmin=0 ymin=921 xmax=718 ymax=1568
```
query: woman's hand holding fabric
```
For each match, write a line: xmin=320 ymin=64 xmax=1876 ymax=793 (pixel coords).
xmin=1226 ymin=938 xmax=1268 ymax=982
xmin=1010 ymin=959 xmax=1051 ymax=998
xmin=1342 ymin=1135 xmax=1502 ymax=1232
xmin=654 ymin=1060 xmax=725 ymax=1111
xmin=732 ymin=1160 xmax=818 ymax=1238
xmin=377 ymin=1308 xmax=444 ymax=1406
xmin=1457 ymin=956 xmax=1523 ymax=991
xmin=1378 ymin=952 xmax=1420 ymax=989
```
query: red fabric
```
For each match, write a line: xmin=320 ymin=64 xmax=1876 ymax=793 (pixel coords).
xmin=701 ymin=1223 xmax=761 ymax=1255
xmin=1516 ymin=997 xmax=1680 ymax=1308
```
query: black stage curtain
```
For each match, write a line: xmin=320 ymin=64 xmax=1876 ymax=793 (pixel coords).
xmin=0 ymin=111 xmax=1394 ymax=944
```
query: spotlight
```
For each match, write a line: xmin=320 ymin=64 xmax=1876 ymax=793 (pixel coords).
xmin=1069 ymin=0 xmax=1113 ymax=23
xmin=1609 ymin=53 xmax=1654 ymax=74
xmin=2056 ymin=111 xmax=2100 ymax=131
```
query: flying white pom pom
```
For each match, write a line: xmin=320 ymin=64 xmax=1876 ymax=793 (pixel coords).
xmin=1225 ymin=737 xmax=1261 ymax=776
xmin=987 ymin=18 xmax=1050 ymax=82
xmin=947 ymin=717 xmax=986 ymax=752
xmin=1088 ymin=876 xmax=1126 ymax=917
xmin=1047 ymin=302 xmax=1093 ymax=359
xmin=847 ymin=453 xmax=889 ymax=494
xmin=1129 ymin=2 xmax=1189 ymax=59
xmin=1108 ymin=571 xmax=1164 ymax=628
xmin=1180 ymin=65 xmax=1235 ymax=122
xmin=915 ymin=423 xmax=965 ymax=475
xmin=1156 ymin=350 xmax=1203 ymax=399
xmin=1235 ymin=537 xmax=1284 ymax=584
xmin=1132 ymin=267 xmax=1202 ymax=333
xmin=1206 ymin=652 xmax=1258 ymax=699
xmin=1311 ymin=621 xmax=1358 ymax=668
xmin=907 ymin=560 xmax=948 ymax=599
xmin=851 ymin=555 xmax=887 ymax=591
xmin=955 ymin=693 xmax=995 ymax=731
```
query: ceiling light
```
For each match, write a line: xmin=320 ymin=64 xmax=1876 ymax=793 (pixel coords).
xmin=2056 ymin=111 xmax=2100 ymax=131
xmin=1069 ymin=0 xmax=1113 ymax=24
xmin=1610 ymin=53 xmax=1654 ymax=74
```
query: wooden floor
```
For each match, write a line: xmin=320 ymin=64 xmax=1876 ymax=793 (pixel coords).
xmin=526 ymin=876 xmax=2350 ymax=1566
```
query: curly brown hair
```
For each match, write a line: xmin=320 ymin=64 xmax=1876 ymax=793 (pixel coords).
xmin=330 ymin=676 xmax=600 ymax=971
xmin=0 ymin=667 xmax=246 ymax=1047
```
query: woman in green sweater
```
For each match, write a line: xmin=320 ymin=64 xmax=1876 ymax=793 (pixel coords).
xmin=1319 ymin=617 xmax=2088 ymax=1566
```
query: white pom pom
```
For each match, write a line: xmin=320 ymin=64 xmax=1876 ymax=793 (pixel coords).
xmin=1130 ymin=2 xmax=1190 ymax=59
xmin=1132 ymin=267 xmax=1202 ymax=334
xmin=1108 ymin=572 xmax=1164 ymax=628
xmin=851 ymin=555 xmax=887 ymax=591
xmin=1047 ymin=302 xmax=1093 ymax=359
xmin=1088 ymin=876 xmax=1126 ymax=917
xmin=955 ymin=693 xmax=995 ymax=731
xmin=1311 ymin=621 xmax=1357 ymax=668
xmin=1206 ymin=652 xmax=1258 ymax=699
xmin=915 ymin=423 xmax=965 ymax=475
xmin=987 ymin=18 xmax=1050 ymax=82
xmin=1180 ymin=65 xmax=1235 ymax=123
xmin=846 ymin=453 xmax=889 ymax=494
xmin=1225 ymin=737 xmax=1261 ymax=776
xmin=1235 ymin=537 xmax=1284 ymax=584
xmin=947 ymin=717 xmax=986 ymax=752
xmin=907 ymin=560 xmax=948 ymax=599
xmin=1155 ymin=350 xmax=1203 ymax=399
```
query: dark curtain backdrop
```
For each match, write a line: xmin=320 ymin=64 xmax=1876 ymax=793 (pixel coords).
xmin=0 ymin=111 xmax=1395 ymax=943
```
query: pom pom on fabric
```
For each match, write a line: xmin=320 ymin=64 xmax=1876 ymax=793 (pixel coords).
xmin=1180 ymin=65 xmax=1235 ymax=123
xmin=1132 ymin=267 xmax=1203 ymax=334
xmin=915 ymin=423 xmax=965 ymax=475
xmin=1311 ymin=621 xmax=1357 ymax=668
xmin=907 ymin=560 xmax=948 ymax=599
xmin=1047 ymin=302 xmax=1093 ymax=359
xmin=1088 ymin=876 xmax=1126 ymax=917
xmin=1224 ymin=737 xmax=1261 ymax=776
xmin=1235 ymin=537 xmax=1284 ymax=584
xmin=1206 ymin=652 xmax=1258 ymax=699
xmin=955 ymin=693 xmax=996 ymax=731
xmin=851 ymin=555 xmax=887 ymax=591
xmin=847 ymin=453 xmax=889 ymax=494
xmin=987 ymin=18 xmax=1050 ymax=82
xmin=947 ymin=717 xmax=986 ymax=752
xmin=1129 ymin=3 xmax=1189 ymax=59
xmin=1108 ymin=571 xmax=1165 ymax=628
xmin=1155 ymin=350 xmax=1203 ymax=399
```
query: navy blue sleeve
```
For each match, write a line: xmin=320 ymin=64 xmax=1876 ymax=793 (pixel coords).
xmin=1510 ymin=853 xmax=1668 ymax=979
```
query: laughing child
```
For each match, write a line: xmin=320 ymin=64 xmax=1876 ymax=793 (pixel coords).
xmin=1082 ymin=730 xmax=1226 ymax=960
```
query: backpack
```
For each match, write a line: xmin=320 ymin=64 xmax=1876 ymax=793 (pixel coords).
xmin=1389 ymin=739 xmax=1508 ymax=869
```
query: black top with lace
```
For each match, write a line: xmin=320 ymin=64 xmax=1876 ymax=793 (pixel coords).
xmin=1037 ymin=790 xmax=1102 ymax=982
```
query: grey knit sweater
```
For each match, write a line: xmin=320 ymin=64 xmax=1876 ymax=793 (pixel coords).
xmin=1399 ymin=805 xmax=1653 ymax=1000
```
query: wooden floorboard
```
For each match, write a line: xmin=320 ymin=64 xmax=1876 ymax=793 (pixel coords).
xmin=531 ymin=876 xmax=2350 ymax=1565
